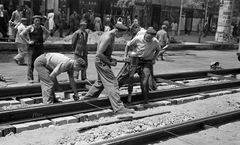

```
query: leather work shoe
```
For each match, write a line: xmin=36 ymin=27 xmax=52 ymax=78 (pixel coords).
xmin=115 ymin=107 xmax=135 ymax=114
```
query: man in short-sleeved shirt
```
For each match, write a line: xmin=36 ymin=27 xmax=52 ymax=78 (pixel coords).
xmin=34 ymin=53 xmax=86 ymax=104
xmin=117 ymin=27 xmax=161 ymax=105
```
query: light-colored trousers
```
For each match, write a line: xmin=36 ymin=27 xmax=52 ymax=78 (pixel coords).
xmin=14 ymin=43 xmax=28 ymax=64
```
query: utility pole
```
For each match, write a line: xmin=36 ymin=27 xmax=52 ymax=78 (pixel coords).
xmin=178 ymin=0 xmax=183 ymax=36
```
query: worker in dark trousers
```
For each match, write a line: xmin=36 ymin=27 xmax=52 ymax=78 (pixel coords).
xmin=20 ymin=15 xmax=50 ymax=83
xmin=72 ymin=20 xmax=88 ymax=80
xmin=117 ymin=27 xmax=161 ymax=105
xmin=82 ymin=22 xmax=134 ymax=114
xmin=34 ymin=53 xmax=86 ymax=104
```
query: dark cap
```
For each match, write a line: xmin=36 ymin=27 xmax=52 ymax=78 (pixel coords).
xmin=75 ymin=58 xmax=86 ymax=68
xmin=115 ymin=22 xmax=128 ymax=31
xmin=32 ymin=15 xmax=42 ymax=20
xmin=146 ymin=27 xmax=157 ymax=35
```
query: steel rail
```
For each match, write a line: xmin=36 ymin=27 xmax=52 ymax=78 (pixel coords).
xmin=91 ymin=109 xmax=240 ymax=145
xmin=1 ymin=68 xmax=240 ymax=99
xmin=1 ymin=78 xmax=240 ymax=125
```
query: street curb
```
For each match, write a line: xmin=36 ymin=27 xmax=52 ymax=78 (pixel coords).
xmin=0 ymin=42 xmax=238 ymax=52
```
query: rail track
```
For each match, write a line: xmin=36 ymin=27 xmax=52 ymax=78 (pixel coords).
xmin=1 ymin=68 xmax=240 ymax=138
xmin=91 ymin=110 xmax=240 ymax=145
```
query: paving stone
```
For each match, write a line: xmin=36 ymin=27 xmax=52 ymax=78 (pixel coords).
xmin=24 ymin=122 xmax=41 ymax=130
xmin=63 ymin=116 xmax=78 ymax=124
xmin=169 ymin=98 xmax=183 ymax=105
xmin=74 ymin=114 xmax=88 ymax=122
xmin=55 ymin=92 xmax=65 ymax=99
xmin=9 ymin=100 xmax=20 ymax=105
xmin=232 ymin=88 xmax=240 ymax=92
xmin=20 ymin=98 xmax=34 ymax=105
xmin=148 ymin=102 xmax=161 ymax=108
xmin=12 ymin=124 xmax=29 ymax=133
xmin=86 ymin=112 xmax=98 ymax=121
xmin=31 ymin=96 xmax=43 ymax=104
xmin=37 ymin=120 xmax=52 ymax=128
xmin=51 ymin=118 xmax=67 ymax=126
xmin=0 ymin=125 xmax=16 ymax=136
xmin=134 ymin=105 xmax=144 ymax=111
xmin=208 ymin=92 xmax=220 ymax=97
xmin=155 ymin=100 xmax=172 ymax=106
xmin=0 ymin=101 xmax=10 ymax=107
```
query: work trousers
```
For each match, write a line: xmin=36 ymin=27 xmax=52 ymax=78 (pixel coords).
xmin=28 ymin=44 xmax=44 ymax=81
xmin=14 ymin=43 xmax=28 ymax=64
xmin=34 ymin=54 xmax=56 ymax=104
xmin=85 ymin=57 xmax=125 ymax=112
xmin=74 ymin=53 xmax=88 ymax=80
xmin=117 ymin=62 xmax=153 ymax=104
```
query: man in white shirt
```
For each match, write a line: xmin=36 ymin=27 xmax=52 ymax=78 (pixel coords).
xmin=34 ymin=53 xmax=86 ymax=104
xmin=13 ymin=18 xmax=28 ymax=65
xmin=117 ymin=27 xmax=161 ymax=105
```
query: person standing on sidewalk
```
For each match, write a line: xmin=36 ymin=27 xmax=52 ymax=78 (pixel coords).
xmin=20 ymin=15 xmax=50 ymax=83
xmin=13 ymin=18 xmax=28 ymax=65
xmin=72 ymin=20 xmax=88 ymax=80
xmin=170 ymin=20 xmax=178 ymax=39
xmin=203 ymin=20 xmax=208 ymax=37
xmin=47 ymin=9 xmax=55 ymax=37
xmin=9 ymin=5 xmax=21 ymax=38
xmin=51 ymin=8 xmax=63 ymax=38
xmin=82 ymin=22 xmax=135 ymax=114
xmin=117 ymin=27 xmax=161 ymax=105
xmin=156 ymin=25 xmax=169 ymax=60
xmin=34 ymin=53 xmax=86 ymax=104
xmin=0 ymin=4 xmax=9 ymax=38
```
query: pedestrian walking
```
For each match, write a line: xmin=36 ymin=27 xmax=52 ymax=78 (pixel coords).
xmin=81 ymin=22 xmax=135 ymax=114
xmin=47 ymin=9 xmax=55 ymax=37
xmin=9 ymin=5 xmax=21 ymax=38
xmin=156 ymin=25 xmax=169 ymax=60
xmin=23 ymin=4 xmax=31 ymax=25
xmin=171 ymin=20 xmax=178 ymax=38
xmin=20 ymin=15 xmax=50 ymax=83
xmin=94 ymin=14 xmax=102 ymax=31
xmin=0 ymin=4 xmax=9 ymax=38
xmin=117 ymin=27 xmax=161 ymax=105
xmin=203 ymin=20 xmax=208 ymax=37
xmin=72 ymin=20 xmax=88 ymax=80
xmin=34 ymin=53 xmax=86 ymax=104
xmin=51 ymin=8 xmax=63 ymax=37
xmin=13 ymin=18 xmax=28 ymax=65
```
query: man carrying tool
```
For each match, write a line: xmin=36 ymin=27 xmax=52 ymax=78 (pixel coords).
xmin=129 ymin=24 xmax=157 ymax=91
xmin=81 ymin=22 xmax=135 ymax=114
xmin=117 ymin=27 xmax=161 ymax=105
xmin=72 ymin=19 xmax=88 ymax=80
xmin=156 ymin=25 xmax=169 ymax=61
xmin=34 ymin=53 xmax=86 ymax=104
